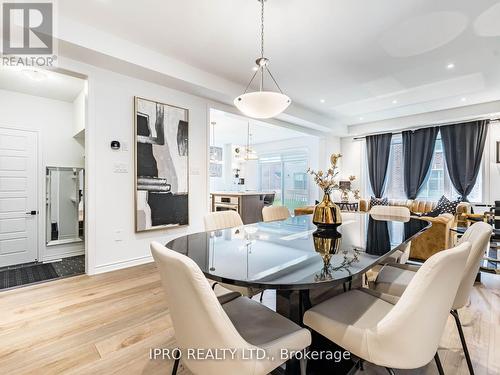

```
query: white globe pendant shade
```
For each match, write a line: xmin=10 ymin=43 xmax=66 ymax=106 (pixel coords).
xmin=234 ymin=91 xmax=291 ymax=119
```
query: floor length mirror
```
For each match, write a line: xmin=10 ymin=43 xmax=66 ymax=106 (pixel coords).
xmin=46 ymin=167 xmax=84 ymax=246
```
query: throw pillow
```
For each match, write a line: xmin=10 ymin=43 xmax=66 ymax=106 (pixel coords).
xmin=370 ymin=196 xmax=388 ymax=208
xmin=422 ymin=196 xmax=461 ymax=217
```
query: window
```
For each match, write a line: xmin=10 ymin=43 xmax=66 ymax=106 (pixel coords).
xmin=382 ymin=133 xmax=483 ymax=202
xmin=259 ymin=151 xmax=309 ymax=211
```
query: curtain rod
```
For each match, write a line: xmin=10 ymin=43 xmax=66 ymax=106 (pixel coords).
xmin=352 ymin=117 xmax=500 ymax=141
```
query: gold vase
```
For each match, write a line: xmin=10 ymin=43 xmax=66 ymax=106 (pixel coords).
xmin=312 ymin=230 xmax=342 ymax=267
xmin=313 ymin=192 xmax=342 ymax=229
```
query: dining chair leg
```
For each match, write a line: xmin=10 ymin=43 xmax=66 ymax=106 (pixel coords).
xmin=385 ymin=367 xmax=395 ymax=375
xmin=359 ymin=359 xmax=364 ymax=371
xmin=299 ymin=357 xmax=307 ymax=375
xmin=171 ymin=358 xmax=180 ymax=375
xmin=451 ymin=309 xmax=475 ymax=375
xmin=260 ymin=290 xmax=264 ymax=302
xmin=434 ymin=352 xmax=445 ymax=375
xmin=346 ymin=360 xmax=360 ymax=375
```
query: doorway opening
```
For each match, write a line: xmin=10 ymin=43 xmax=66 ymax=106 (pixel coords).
xmin=0 ymin=67 xmax=87 ymax=290
xmin=208 ymin=108 xmax=320 ymax=223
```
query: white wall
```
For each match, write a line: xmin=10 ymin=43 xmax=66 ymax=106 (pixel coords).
xmin=73 ymin=87 xmax=86 ymax=137
xmin=487 ymin=121 xmax=500 ymax=202
xmin=338 ymin=137 xmax=366 ymax=198
xmin=54 ymin=57 xmax=213 ymax=274
xmin=0 ymin=89 xmax=85 ymax=261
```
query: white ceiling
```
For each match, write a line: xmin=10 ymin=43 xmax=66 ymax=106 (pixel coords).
xmin=59 ymin=0 xmax=500 ymax=127
xmin=0 ymin=67 xmax=85 ymax=102
xmin=210 ymin=109 xmax=308 ymax=146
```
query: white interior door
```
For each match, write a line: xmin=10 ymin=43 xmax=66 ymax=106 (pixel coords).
xmin=0 ymin=127 xmax=38 ymax=267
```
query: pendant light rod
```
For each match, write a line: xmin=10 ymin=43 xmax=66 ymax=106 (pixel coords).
xmin=233 ymin=0 xmax=291 ymax=119
xmin=260 ymin=0 xmax=265 ymax=59
xmin=260 ymin=0 xmax=265 ymax=90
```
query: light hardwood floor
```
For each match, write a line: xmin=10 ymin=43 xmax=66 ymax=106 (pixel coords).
xmin=0 ymin=263 xmax=498 ymax=375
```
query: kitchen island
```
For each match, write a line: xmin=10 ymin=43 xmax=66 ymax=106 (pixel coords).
xmin=210 ymin=191 xmax=276 ymax=224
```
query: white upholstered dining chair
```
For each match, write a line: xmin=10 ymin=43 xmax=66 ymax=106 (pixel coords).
xmin=151 ymin=242 xmax=311 ymax=375
xmin=369 ymin=205 xmax=412 ymax=265
xmin=369 ymin=205 xmax=411 ymax=220
xmin=372 ymin=221 xmax=492 ymax=374
xmin=203 ymin=210 xmax=243 ymax=232
xmin=303 ymin=241 xmax=470 ymax=374
xmin=262 ymin=205 xmax=291 ymax=222
xmin=203 ymin=211 xmax=263 ymax=300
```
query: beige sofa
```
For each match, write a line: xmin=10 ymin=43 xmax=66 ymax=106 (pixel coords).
xmin=359 ymin=198 xmax=471 ymax=261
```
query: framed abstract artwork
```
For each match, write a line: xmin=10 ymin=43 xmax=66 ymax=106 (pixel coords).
xmin=134 ymin=97 xmax=189 ymax=232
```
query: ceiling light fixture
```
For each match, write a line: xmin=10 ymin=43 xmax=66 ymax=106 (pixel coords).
xmin=234 ymin=0 xmax=291 ymax=119
xmin=320 ymin=99 xmax=325 ymax=103
xmin=359 ymin=117 xmax=364 ymax=121
xmin=447 ymin=63 xmax=455 ymax=69
xmin=392 ymin=99 xmax=398 ymax=104
xmin=22 ymin=69 xmax=47 ymax=81
xmin=245 ymin=122 xmax=259 ymax=160
xmin=461 ymin=97 xmax=467 ymax=102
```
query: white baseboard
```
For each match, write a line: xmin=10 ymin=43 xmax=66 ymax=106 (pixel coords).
xmin=92 ymin=255 xmax=154 ymax=275
xmin=42 ymin=248 xmax=85 ymax=262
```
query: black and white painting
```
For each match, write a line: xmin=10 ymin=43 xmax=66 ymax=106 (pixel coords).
xmin=135 ymin=97 xmax=188 ymax=232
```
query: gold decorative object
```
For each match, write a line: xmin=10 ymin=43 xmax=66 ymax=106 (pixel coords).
xmin=313 ymin=230 xmax=361 ymax=281
xmin=313 ymin=193 xmax=342 ymax=229
xmin=313 ymin=230 xmax=342 ymax=268
xmin=308 ymin=153 xmax=358 ymax=228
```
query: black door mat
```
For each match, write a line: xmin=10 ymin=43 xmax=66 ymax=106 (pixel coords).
xmin=0 ymin=255 xmax=86 ymax=290
xmin=0 ymin=263 xmax=59 ymax=289
xmin=51 ymin=255 xmax=85 ymax=277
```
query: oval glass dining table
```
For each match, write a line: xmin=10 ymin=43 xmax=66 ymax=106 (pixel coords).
xmin=165 ymin=212 xmax=430 ymax=374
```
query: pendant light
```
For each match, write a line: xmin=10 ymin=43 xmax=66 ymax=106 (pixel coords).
xmin=245 ymin=121 xmax=259 ymax=160
xmin=209 ymin=121 xmax=217 ymax=161
xmin=234 ymin=0 xmax=291 ymax=119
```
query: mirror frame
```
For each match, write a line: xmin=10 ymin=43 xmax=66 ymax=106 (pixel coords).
xmin=46 ymin=166 xmax=85 ymax=247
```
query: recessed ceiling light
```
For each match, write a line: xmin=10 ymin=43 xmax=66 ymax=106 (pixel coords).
xmin=461 ymin=97 xmax=467 ymax=102
xmin=320 ymin=99 xmax=325 ymax=103
xmin=359 ymin=117 xmax=364 ymax=121
xmin=22 ymin=69 xmax=47 ymax=81
xmin=447 ymin=63 xmax=455 ymax=69
xmin=392 ymin=99 xmax=398 ymax=104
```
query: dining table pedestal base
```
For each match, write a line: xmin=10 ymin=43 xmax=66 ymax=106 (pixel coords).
xmin=275 ymin=289 xmax=357 ymax=375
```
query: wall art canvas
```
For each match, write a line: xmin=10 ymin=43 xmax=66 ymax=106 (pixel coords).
xmin=209 ymin=146 xmax=223 ymax=177
xmin=134 ymin=97 xmax=189 ymax=232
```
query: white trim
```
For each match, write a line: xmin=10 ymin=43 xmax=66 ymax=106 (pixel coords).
xmin=84 ymin=74 xmax=95 ymax=275
xmin=42 ymin=248 xmax=84 ymax=262
xmin=93 ymin=255 xmax=153 ymax=274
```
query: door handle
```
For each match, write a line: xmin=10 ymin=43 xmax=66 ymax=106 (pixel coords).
xmin=26 ymin=211 xmax=38 ymax=215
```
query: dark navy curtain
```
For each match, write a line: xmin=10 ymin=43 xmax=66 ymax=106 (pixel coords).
xmin=402 ymin=127 xmax=439 ymax=199
xmin=440 ymin=120 xmax=489 ymax=201
xmin=366 ymin=133 xmax=392 ymax=198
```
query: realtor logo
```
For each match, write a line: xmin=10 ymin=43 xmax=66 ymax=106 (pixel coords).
xmin=2 ymin=2 xmax=53 ymax=55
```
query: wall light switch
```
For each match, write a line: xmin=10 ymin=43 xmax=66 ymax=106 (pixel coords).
xmin=114 ymin=230 xmax=123 ymax=242
xmin=113 ymin=163 xmax=128 ymax=173
xmin=122 ymin=142 xmax=129 ymax=151
xmin=190 ymin=167 xmax=200 ymax=175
